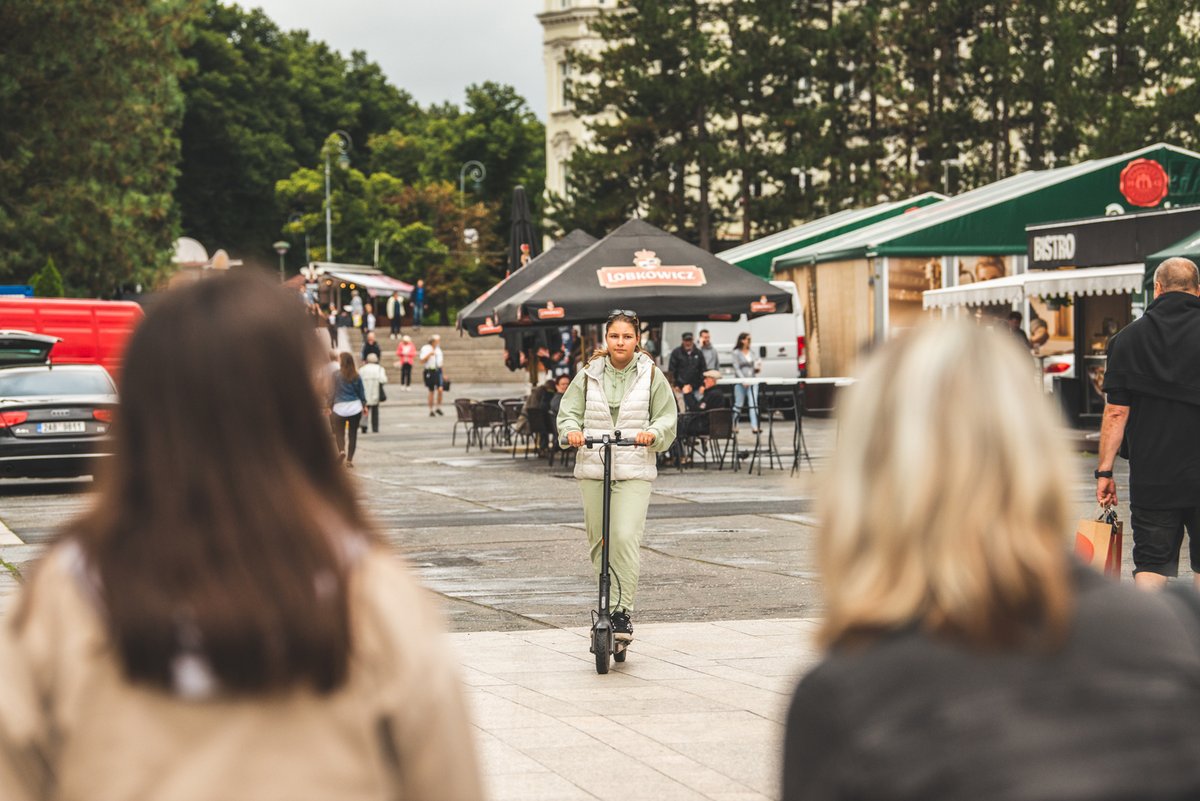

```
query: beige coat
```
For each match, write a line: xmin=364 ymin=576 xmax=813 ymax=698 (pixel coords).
xmin=0 ymin=546 xmax=483 ymax=801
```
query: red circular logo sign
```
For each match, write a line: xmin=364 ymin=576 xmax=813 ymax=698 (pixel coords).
xmin=1119 ymin=158 xmax=1169 ymax=207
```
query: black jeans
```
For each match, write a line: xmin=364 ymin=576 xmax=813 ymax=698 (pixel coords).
xmin=363 ymin=404 xmax=379 ymax=433
xmin=401 ymin=363 xmax=412 ymax=386
xmin=330 ymin=412 xmax=361 ymax=461
xmin=390 ymin=316 xmax=401 ymax=335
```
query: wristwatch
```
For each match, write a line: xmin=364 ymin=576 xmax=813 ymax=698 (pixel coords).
xmin=1094 ymin=469 xmax=1113 ymax=480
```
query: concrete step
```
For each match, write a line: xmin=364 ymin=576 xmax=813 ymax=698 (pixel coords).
xmin=346 ymin=327 xmax=518 ymax=386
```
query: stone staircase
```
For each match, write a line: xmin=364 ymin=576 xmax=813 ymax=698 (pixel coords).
xmin=346 ymin=325 xmax=523 ymax=386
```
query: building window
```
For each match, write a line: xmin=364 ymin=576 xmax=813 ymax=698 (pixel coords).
xmin=560 ymin=160 xmax=571 ymax=198
xmin=561 ymin=0 xmax=571 ymax=8
xmin=558 ymin=61 xmax=573 ymax=109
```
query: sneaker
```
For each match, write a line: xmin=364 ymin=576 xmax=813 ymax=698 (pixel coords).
xmin=429 ymin=411 xmax=436 ymax=417
xmin=611 ymin=610 xmax=633 ymax=641
xmin=435 ymin=408 xmax=444 ymax=416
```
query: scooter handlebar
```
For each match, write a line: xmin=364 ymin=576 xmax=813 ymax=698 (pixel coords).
xmin=583 ymin=432 xmax=644 ymax=449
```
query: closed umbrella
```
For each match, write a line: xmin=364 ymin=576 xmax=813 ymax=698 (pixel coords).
xmin=508 ymin=185 xmax=540 ymax=276
xmin=495 ymin=218 xmax=793 ymax=325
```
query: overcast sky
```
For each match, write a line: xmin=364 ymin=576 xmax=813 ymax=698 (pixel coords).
xmin=242 ymin=0 xmax=548 ymax=119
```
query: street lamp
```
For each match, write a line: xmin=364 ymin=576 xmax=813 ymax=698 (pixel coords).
xmin=272 ymin=240 xmax=290 ymax=282
xmin=458 ymin=160 xmax=486 ymax=203
xmin=287 ymin=212 xmax=310 ymax=265
xmin=324 ymin=130 xmax=353 ymax=262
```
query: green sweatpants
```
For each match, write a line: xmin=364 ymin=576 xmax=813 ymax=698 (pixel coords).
xmin=578 ymin=478 xmax=653 ymax=614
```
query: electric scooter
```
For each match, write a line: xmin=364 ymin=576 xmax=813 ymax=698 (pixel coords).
xmin=584 ymin=430 xmax=641 ymax=675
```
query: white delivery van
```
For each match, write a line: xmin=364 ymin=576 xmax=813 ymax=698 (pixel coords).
xmin=661 ymin=280 xmax=805 ymax=378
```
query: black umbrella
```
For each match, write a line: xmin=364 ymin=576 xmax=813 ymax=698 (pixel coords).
xmin=508 ymin=185 xmax=540 ymax=276
xmin=457 ymin=229 xmax=597 ymax=337
xmin=495 ymin=218 xmax=793 ymax=325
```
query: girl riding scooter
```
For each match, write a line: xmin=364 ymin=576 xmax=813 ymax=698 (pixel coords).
xmin=557 ymin=310 xmax=677 ymax=645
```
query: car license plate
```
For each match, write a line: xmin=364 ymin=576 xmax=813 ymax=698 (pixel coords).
xmin=37 ymin=421 xmax=86 ymax=434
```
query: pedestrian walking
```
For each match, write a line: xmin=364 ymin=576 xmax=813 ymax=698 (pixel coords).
xmin=362 ymin=303 xmax=376 ymax=334
xmin=359 ymin=352 xmax=388 ymax=434
xmin=697 ymin=328 xmax=719 ymax=371
xmin=335 ymin=304 xmax=354 ymax=353
xmin=330 ymin=352 xmax=366 ymax=466
xmin=412 ymin=279 xmax=426 ymax=329
xmin=361 ymin=330 xmax=381 ymax=364
xmin=1098 ymin=257 xmax=1200 ymax=589
xmin=781 ymin=321 xmax=1200 ymax=801
xmin=350 ymin=289 xmax=364 ymax=326
xmin=732 ymin=332 xmax=761 ymax=433
xmin=395 ymin=334 xmax=416 ymax=391
xmin=326 ymin=303 xmax=338 ymax=348
xmin=386 ymin=290 xmax=405 ymax=339
xmin=667 ymin=331 xmax=706 ymax=403
xmin=419 ymin=334 xmax=444 ymax=416
xmin=557 ymin=310 xmax=677 ymax=645
xmin=0 ymin=271 xmax=483 ymax=801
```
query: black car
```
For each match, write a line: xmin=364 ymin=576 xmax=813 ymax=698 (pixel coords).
xmin=0 ymin=331 xmax=118 ymax=479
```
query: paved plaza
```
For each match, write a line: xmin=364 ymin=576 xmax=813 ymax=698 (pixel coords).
xmin=0 ymin=379 xmax=1142 ymax=800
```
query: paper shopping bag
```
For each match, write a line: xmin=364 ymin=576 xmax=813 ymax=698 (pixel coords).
xmin=1074 ymin=509 xmax=1122 ymax=579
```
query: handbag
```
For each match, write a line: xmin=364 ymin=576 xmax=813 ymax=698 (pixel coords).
xmin=379 ymin=385 xmax=387 ymax=402
xmin=1074 ymin=506 xmax=1123 ymax=579
xmin=442 ymin=376 xmax=452 ymax=392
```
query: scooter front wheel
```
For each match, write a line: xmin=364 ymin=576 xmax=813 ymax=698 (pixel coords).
xmin=593 ymin=629 xmax=611 ymax=674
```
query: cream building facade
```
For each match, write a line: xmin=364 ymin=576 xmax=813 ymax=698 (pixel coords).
xmin=537 ymin=0 xmax=611 ymax=202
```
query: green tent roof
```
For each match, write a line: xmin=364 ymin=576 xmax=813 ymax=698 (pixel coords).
xmin=717 ymin=192 xmax=945 ymax=278
xmin=774 ymin=144 xmax=1200 ymax=268
xmin=1144 ymin=228 xmax=1200 ymax=291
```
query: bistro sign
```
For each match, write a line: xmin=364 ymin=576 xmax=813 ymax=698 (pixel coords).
xmin=1032 ymin=234 xmax=1076 ymax=263
xmin=1027 ymin=205 xmax=1200 ymax=270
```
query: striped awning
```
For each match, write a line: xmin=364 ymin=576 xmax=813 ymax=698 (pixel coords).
xmin=922 ymin=265 xmax=1144 ymax=310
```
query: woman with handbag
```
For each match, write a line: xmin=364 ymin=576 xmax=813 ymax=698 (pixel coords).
xmin=782 ymin=322 xmax=1200 ymax=801
xmin=0 ymin=272 xmax=483 ymax=801
xmin=556 ymin=310 xmax=677 ymax=645
xmin=419 ymin=334 xmax=445 ymax=417
xmin=358 ymin=352 xmax=388 ymax=435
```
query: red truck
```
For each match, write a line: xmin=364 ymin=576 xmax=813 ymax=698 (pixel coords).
xmin=0 ymin=297 xmax=144 ymax=375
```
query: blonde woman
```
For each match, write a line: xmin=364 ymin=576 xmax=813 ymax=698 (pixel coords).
xmin=782 ymin=322 xmax=1200 ymax=801
xmin=557 ymin=310 xmax=677 ymax=645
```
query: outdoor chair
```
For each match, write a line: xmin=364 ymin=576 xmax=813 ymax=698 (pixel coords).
xmin=451 ymin=398 xmax=475 ymax=448
xmin=468 ymin=401 xmax=505 ymax=451
xmin=500 ymin=398 xmax=524 ymax=448
xmin=705 ymin=408 xmax=738 ymax=471
xmin=516 ymin=407 xmax=552 ymax=459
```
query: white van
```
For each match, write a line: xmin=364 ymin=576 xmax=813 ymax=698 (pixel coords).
xmin=661 ymin=280 xmax=805 ymax=378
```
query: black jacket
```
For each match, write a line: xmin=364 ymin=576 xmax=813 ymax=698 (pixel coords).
xmin=667 ymin=345 xmax=706 ymax=389
xmin=783 ymin=566 xmax=1200 ymax=801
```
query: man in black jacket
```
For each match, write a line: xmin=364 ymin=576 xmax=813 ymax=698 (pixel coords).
xmin=667 ymin=332 xmax=706 ymax=401
xmin=1098 ymin=257 xmax=1200 ymax=589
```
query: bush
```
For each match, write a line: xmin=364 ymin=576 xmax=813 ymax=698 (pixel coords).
xmin=30 ymin=258 xmax=65 ymax=297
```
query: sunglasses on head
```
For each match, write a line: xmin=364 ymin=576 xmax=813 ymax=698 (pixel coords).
xmin=608 ymin=308 xmax=638 ymax=319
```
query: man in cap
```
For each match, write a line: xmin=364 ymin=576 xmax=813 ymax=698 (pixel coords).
xmin=668 ymin=331 xmax=707 ymax=402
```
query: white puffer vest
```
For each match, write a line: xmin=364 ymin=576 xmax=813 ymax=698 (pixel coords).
xmin=574 ymin=352 xmax=657 ymax=481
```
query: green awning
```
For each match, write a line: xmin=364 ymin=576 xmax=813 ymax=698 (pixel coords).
xmin=717 ymin=192 xmax=945 ymax=278
xmin=1144 ymin=228 xmax=1200 ymax=292
xmin=774 ymin=144 xmax=1200 ymax=268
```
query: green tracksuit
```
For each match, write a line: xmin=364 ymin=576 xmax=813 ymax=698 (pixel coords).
xmin=557 ymin=357 xmax=677 ymax=613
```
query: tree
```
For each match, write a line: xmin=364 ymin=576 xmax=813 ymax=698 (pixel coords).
xmin=0 ymin=1 xmax=194 ymax=295
xmin=177 ymin=3 xmax=422 ymax=268
xmin=30 ymin=257 xmax=65 ymax=298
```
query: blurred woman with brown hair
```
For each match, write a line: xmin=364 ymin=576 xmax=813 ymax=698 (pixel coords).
xmin=783 ymin=321 xmax=1200 ymax=801
xmin=0 ymin=272 xmax=482 ymax=801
